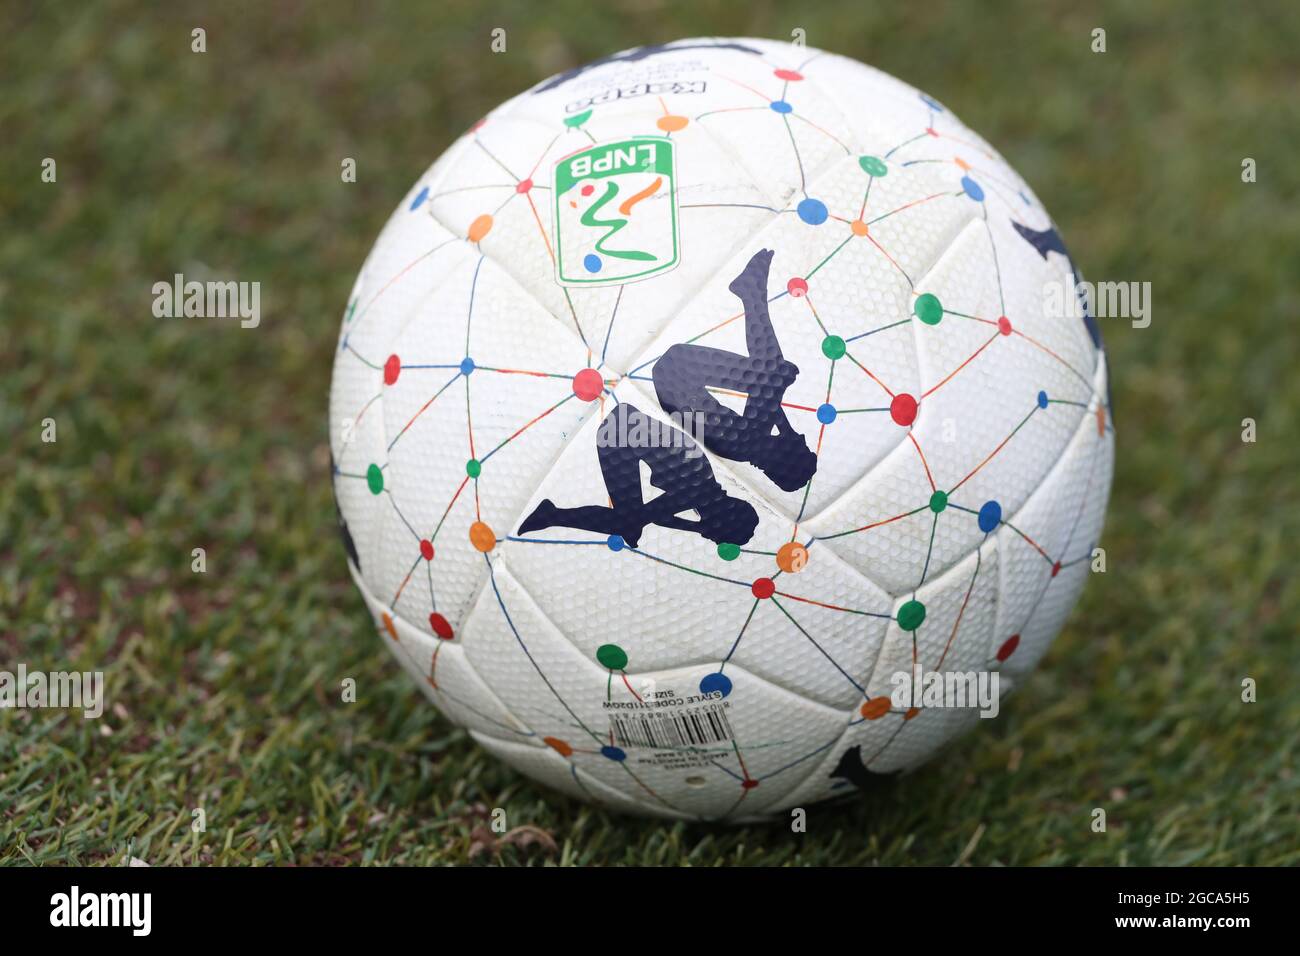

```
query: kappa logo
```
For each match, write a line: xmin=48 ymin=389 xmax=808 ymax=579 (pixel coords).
xmin=553 ymin=137 xmax=679 ymax=287
xmin=518 ymin=249 xmax=817 ymax=551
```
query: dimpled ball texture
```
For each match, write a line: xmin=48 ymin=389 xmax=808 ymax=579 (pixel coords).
xmin=329 ymin=38 xmax=1113 ymax=821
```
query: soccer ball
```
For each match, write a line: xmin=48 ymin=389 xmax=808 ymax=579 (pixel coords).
xmin=329 ymin=38 xmax=1113 ymax=820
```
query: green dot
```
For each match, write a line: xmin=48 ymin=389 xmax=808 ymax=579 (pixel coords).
xmin=914 ymin=293 xmax=943 ymax=325
xmin=821 ymin=335 xmax=846 ymax=360
xmin=859 ymin=155 xmax=888 ymax=177
xmin=564 ymin=109 xmax=592 ymax=128
xmin=929 ymin=490 xmax=948 ymax=513
xmin=366 ymin=463 xmax=384 ymax=495
xmin=596 ymin=643 xmax=628 ymax=670
xmin=466 ymin=459 xmax=481 ymax=478
xmin=717 ymin=542 xmax=741 ymax=561
xmin=897 ymin=599 xmax=927 ymax=632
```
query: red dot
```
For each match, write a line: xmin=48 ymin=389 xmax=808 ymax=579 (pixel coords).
xmin=383 ymin=354 xmax=401 ymax=385
xmin=925 ymin=127 xmax=939 ymax=137
xmin=419 ymin=539 xmax=434 ymax=561
xmin=787 ymin=277 xmax=808 ymax=297
xmin=572 ymin=368 xmax=603 ymax=401
xmin=890 ymin=393 xmax=918 ymax=426
xmin=1051 ymin=561 xmax=1062 ymax=578
xmin=580 ymin=184 xmax=594 ymax=196
xmin=740 ymin=778 xmax=760 ymax=790
xmin=516 ymin=178 xmax=533 ymax=194
xmin=429 ymin=613 xmax=454 ymax=640
xmin=470 ymin=117 xmax=487 ymax=132
xmin=751 ymin=577 xmax=775 ymax=599
xmin=774 ymin=68 xmax=803 ymax=81
xmin=996 ymin=634 xmax=1020 ymax=661
xmin=997 ymin=316 xmax=1012 ymax=336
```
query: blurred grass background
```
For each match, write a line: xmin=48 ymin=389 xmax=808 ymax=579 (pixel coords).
xmin=1 ymin=0 xmax=1296 ymax=866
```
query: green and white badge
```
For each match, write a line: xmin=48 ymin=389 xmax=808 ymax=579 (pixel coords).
xmin=553 ymin=137 xmax=679 ymax=287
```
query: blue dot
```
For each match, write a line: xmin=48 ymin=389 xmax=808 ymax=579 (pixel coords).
xmin=460 ymin=357 xmax=476 ymax=375
xmin=607 ymin=534 xmax=625 ymax=552
xmin=700 ymin=672 xmax=733 ymax=698
xmin=409 ymin=186 xmax=429 ymax=211
xmin=817 ymin=403 xmax=837 ymax=424
xmin=978 ymin=500 xmax=1002 ymax=533
xmin=961 ymin=176 xmax=985 ymax=202
xmin=583 ymin=253 xmax=602 ymax=274
xmin=769 ymin=100 xmax=793 ymax=114
xmin=797 ymin=198 xmax=828 ymax=225
xmin=1037 ymin=390 xmax=1049 ymax=409
xmin=600 ymin=745 xmax=627 ymax=762
xmin=920 ymin=94 xmax=946 ymax=112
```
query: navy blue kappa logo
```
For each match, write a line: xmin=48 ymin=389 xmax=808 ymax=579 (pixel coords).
xmin=518 ymin=249 xmax=816 ymax=548
xmin=1011 ymin=220 xmax=1112 ymax=419
xmin=1011 ymin=220 xmax=1103 ymax=351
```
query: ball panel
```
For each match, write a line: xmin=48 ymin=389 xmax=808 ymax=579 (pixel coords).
xmin=470 ymin=731 xmax=694 ymax=820
xmin=993 ymin=358 xmax=1114 ymax=677
xmin=462 ymin=556 xmax=850 ymax=818
xmin=865 ymin=541 xmax=1003 ymax=703
xmin=349 ymin=562 xmax=532 ymax=739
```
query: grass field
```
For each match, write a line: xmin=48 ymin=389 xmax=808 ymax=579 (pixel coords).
xmin=2 ymin=0 xmax=1297 ymax=866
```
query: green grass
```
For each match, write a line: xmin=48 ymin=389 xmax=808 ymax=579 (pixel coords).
xmin=2 ymin=0 xmax=1297 ymax=866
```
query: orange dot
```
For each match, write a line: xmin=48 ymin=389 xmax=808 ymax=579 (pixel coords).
xmin=904 ymin=706 xmax=920 ymax=721
xmin=850 ymin=219 xmax=869 ymax=237
xmin=776 ymin=541 xmax=809 ymax=573
xmin=544 ymin=736 xmax=573 ymax=757
xmin=860 ymin=697 xmax=891 ymax=720
xmin=657 ymin=114 xmax=688 ymax=132
xmin=467 ymin=214 xmax=493 ymax=242
xmin=954 ymin=156 xmax=970 ymax=170
xmin=381 ymin=612 xmax=397 ymax=640
xmin=469 ymin=520 xmax=496 ymax=552
xmin=1096 ymin=405 xmax=1106 ymax=436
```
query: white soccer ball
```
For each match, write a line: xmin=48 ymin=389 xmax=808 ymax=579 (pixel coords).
xmin=329 ymin=38 xmax=1114 ymax=820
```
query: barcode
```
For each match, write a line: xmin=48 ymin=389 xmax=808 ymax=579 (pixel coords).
xmin=609 ymin=703 xmax=735 ymax=749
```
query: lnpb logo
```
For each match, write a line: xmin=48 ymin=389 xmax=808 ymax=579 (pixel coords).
xmin=553 ymin=137 xmax=679 ymax=287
